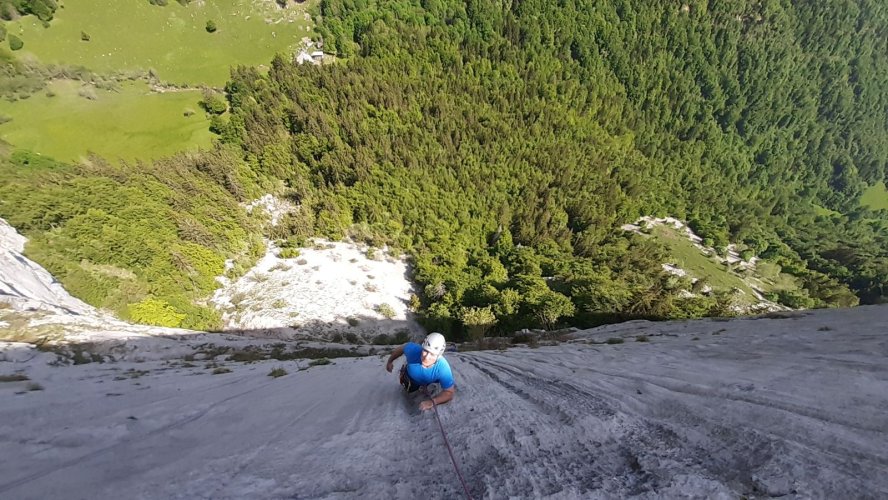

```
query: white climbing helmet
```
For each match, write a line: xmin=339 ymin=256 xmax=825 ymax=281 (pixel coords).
xmin=422 ymin=332 xmax=447 ymax=357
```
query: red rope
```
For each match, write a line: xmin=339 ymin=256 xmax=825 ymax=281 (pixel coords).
xmin=426 ymin=389 xmax=474 ymax=500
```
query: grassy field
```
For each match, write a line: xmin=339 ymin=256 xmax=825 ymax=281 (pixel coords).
xmin=650 ymin=225 xmax=800 ymax=307
xmin=812 ymin=203 xmax=841 ymax=217
xmin=1 ymin=0 xmax=315 ymax=161
xmin=0 ymin=80 xmax=212 ymax=162
xmin=860 ymin=181 xmax=888 ymax=211
xmin=6 ymin=0 xmax=314 ymax=86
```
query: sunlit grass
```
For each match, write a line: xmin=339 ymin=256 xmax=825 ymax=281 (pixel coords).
xmin=860 ymin=181 xmax=888 ymax=211
xmin=6 ymin=0 xmax=315 ymax=86
xmin=649 ymin=226 xmax=763 ymax=306
xmin=0 ymin=80 xmax=211 ymax=162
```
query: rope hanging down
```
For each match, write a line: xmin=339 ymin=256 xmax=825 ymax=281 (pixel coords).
xmin=426 ymin=389 xmax=474 ymax=500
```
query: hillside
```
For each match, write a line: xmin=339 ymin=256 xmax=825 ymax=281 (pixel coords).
xmin=2 ymin=217 xmax=887 ymax=498
xmin=2 ymin=1 xmax=887 ymax=337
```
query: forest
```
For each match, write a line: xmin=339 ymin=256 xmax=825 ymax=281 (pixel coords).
xmin=2 ymin=0 xmax=887 ymax=337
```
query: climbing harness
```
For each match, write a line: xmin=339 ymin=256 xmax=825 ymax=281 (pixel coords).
xmin=423 ymin=386 xmax=474 ymax=500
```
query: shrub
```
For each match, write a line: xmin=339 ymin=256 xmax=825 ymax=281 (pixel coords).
xmin=309 ymin=358 xmax=331 ymax=366
xmin=205 ymin=20 xmax=217 ymax=33
xmin=408 ymin=293 xmax=421 ymax=312
xmin=9 ymin=34 xmax=23 ymax=51
xmin=128 ymin=298 xmax=186 ymax=327
xmin=228 ymin=349 xmax=265 ymax=362
xmin=269 ymin=262 xmax=291 ymax=272
xmin=268 ymin=367 xmax=287 ymax=378
xmin=635 ymin=335 xmax=649 ymax=342
xmin=375 ymin=303 xmax=396 ymax=319
xmin=279 ymin=248 xmax=300 ymax=259
xmin=200 ymin=89 xmax=226 ymax=114
xmin=272 ymin=299 xmax=287 ymax=309
xmin=80 ymin=31 xmax=90 ymax=41
xmin=212 ymin=367 xmax=231 ymax=374
xmin=776 ymin=289 xmax=817 ymax=309
xmin=606 ymin=337 xmax=624 ymax=345
xmin=27 ymin=382 xmax=44 ymax=391
xmin=461 ymin=306 xmax=497 ymax=342
xmin=209 ymin=114 xmax=228 ymax=135
xmin=346 ymin=317 xmax=360 ymax=327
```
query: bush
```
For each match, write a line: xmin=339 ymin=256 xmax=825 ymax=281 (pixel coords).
xmin=268 ymin=367 xmax=287 ymax=378
xmin=408 ymin=293 xmax=421 ymax=312
xmin=200 ymin=89 xmax=227 ymax=114
xmin=776 ymin=289 xmax=816 ymax=309
xmin=606 ymin=337 xmax=624 ymax=345
xmin=9 ymin=34 xmax=23 ymax=51
xmin=309 ymin=358 xmax=331 ymax=366
xmin=212 ymin=367 xmax=231 ymax=374
xmin=374 ymin=303 xmax=396 ymax=319
xmin=205 ymin=20 xmax=217 ymax=33
xmin=80 ymin=31 xmax=90 ymax=41
xmin=279 ymin=248 xmax=300 ymax=259
xmin=128 ymin=298 xmax=186 ymax=328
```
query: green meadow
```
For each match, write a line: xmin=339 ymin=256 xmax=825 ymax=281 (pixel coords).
xmin=650 ymin=225 xmax=799 ymax=307
xmin=6 ymin=0 xmax=313 ymax=86
xmin=0 ymin=79 xmax=212 ymax=163
xmin=0 ymin=0 xmax=315 ymax=162
xmin=860 ymin=181 xmax=888 ymax=211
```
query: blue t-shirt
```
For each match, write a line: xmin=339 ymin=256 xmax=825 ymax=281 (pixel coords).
xmin=404 ymin=342 xmax=454 ymax=389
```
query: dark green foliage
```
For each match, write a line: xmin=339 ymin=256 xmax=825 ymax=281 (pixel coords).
xmin=205 ymin=20 xmax=217 ymax=33
xmin=0 ymin=0 xmax=57 ymax=22
xmin=8 ymin=33 xmax=21 ymax=51
xmin=199 ymin=89 xmax=226 ymax=114
xmin=216 ymin=0 xmax=886 ymax=337
xmin=0 ymin=23 xmax=6 ymax=41
xmin=80 ymin=31 xmax=90 ymax=42
xmin=0 ymin=147 xmax=266 ymax=330
xmin=6 ymin=0 xmax=888 ymax=337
